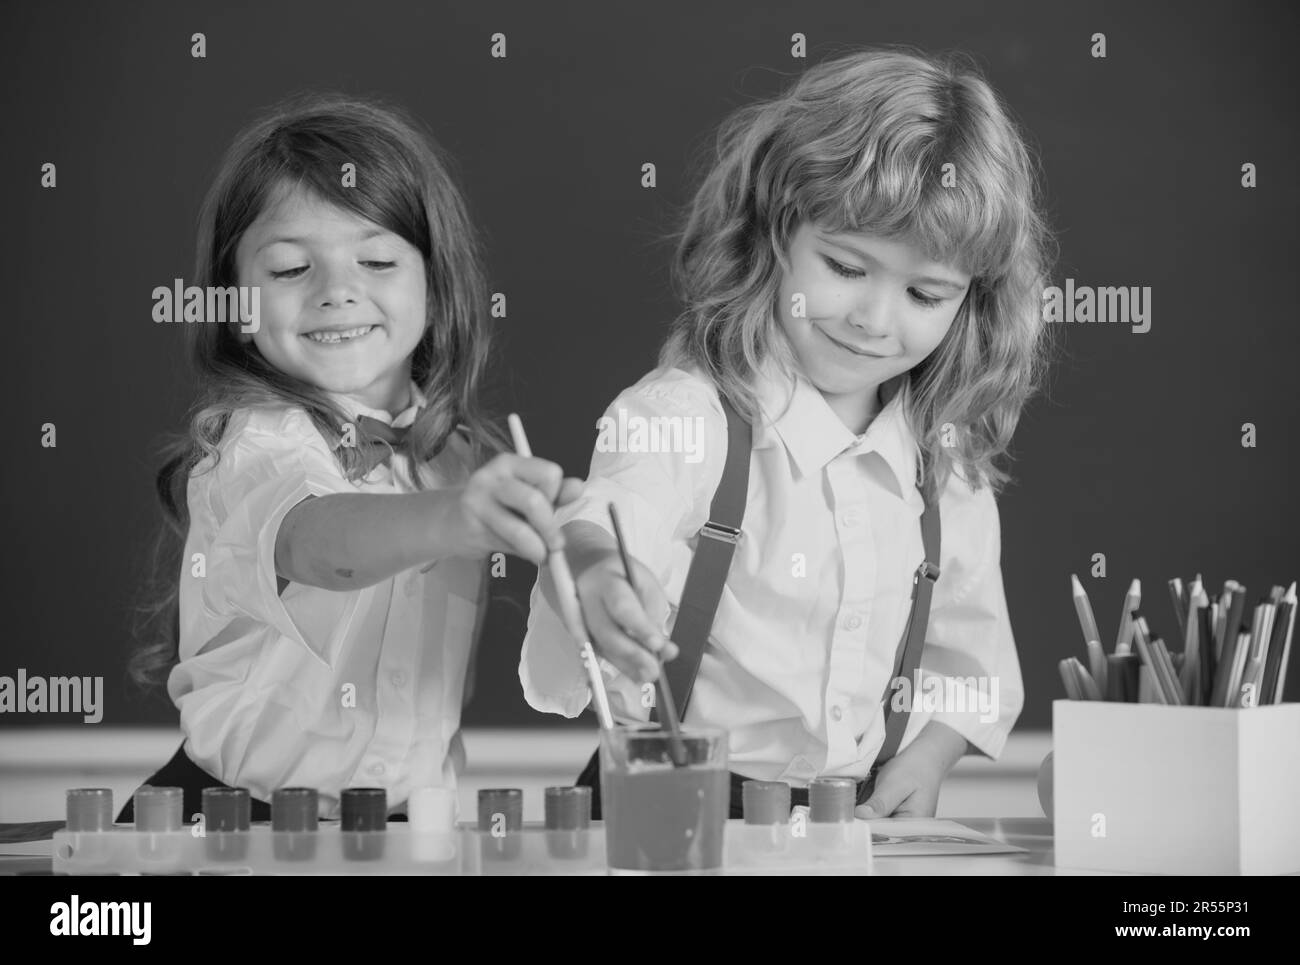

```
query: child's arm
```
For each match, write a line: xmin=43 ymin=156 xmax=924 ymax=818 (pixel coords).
xmin=858 ymin=482 xmax=1022 ymax=819
xmin=856 ymin=721 xmax=970 ymax=819
xmin=276 ymin=453 xmax=582 ymax=592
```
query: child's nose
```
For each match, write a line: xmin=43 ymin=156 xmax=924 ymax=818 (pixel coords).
xmin=846 ymin=296 xmax=891 ymax=338
xmin=313 ymin=261 xmax=364 ymax=308
xmin=842 ymin=283 xmax=894 ymax=335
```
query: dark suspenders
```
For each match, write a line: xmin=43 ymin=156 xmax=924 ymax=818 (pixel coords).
xmin=652 ymin=394 xmax=941 ymax=771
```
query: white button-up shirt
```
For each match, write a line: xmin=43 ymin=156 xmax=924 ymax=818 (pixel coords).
xmin=520 ymin=365 xmax=1023 ymax=782
xmin=170 ymin=384 xmax=485 ymax=817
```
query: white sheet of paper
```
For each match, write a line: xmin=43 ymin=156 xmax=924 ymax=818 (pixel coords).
xmin=863 ymin=818 xmax=1027 ymax=856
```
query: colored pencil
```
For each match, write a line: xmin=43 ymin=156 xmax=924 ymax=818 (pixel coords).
xmin=1196 ymin=591 xmax=1215 ymax=706
xmin=1058 ymin=659 xmax=1082 ymax=700
xmin=1223 ymin=631 xmax=1252 ymax=708
xmin=1168 ymin=578 xmax=1187 ymax=641
xmin=1071 ymin=574 xmax=1102 ymax=650
xmin=1260 ymin=583 xmax=1296 ymax=704
xmin=1210 ymin=585 xmax=1247 ymax=704
xmin=1116 ymin=579 xmax=1141 ymax=655
xmin=1086 ymin=639 xmax=1109 ymax=696
xmin=1149 ymin=637 xmax=1183 ymax=705
xmin=1070 ymin=658 xmax=1103 ymax=700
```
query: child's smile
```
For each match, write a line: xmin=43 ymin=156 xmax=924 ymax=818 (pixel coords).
xmin=234 ymin=183 xmax=428 ymax=414
xmin=777 ymin=223 xmax=971 ymax=434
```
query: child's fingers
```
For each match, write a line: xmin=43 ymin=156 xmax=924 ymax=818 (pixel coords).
xmin=585 ymin=601 xmax=660 ymax=684
xmin=889 ymin=792 xmax=937 ymax=819
xmin=504 ymin=454 xmax=565 ymax=503
xmin=480 ymin=503 xmax=549 ymax=566
xmin=555 ymin=477 xmax=585 ymax=507
xmin=494 ymin=478 xmax=565 ymax=553
xmin=628 ymin=560 xmax=675 ymax=656
xmin=606 ymin=578 xmax=671 ymax=655
xmin=855 ymin=771 xmax=911 ymax=820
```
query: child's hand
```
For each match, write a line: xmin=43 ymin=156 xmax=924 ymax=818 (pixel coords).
xmin=575 ymin=553 xmax=678 ymax=684
xmin=854 ymin=723 xmax=969 ymax=819
xmin=446 ymin=454 xmax=583 ymax=565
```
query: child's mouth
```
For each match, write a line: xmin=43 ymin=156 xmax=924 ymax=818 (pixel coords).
xmin=302 ymin=324 xmax=378 ymax=345
xmin=816 ymin=325 xmax=887 ymax=358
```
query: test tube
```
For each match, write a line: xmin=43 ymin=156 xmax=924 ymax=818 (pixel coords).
xmin=544 ymin=786 xmax=591 ymax=860
xmin=478 ymin=788 xmax=523 ymax=861
xmin=63 ymin=788 xmax=115 ymax=870
xmin=808 ymin=778 xmax=857 ymax=823
xmin=741 ymin=779 xmax=792 ymax=856
xmin=408 ymin=786 xmax=458 ymax=864
xmin=133 ymin=786 xmax=184 ymax=870
xmin=742 ymin=780 xmax=791 ymax=825
xmin=202 ymin=787 xmax=251 ymax=862
xmin=341 ymin=787 xmax=387 ymax=861
xmin=66 ymin=788 xmax=114 ymax=831
xmin=272 ymin=787 xmax=319 ymax=861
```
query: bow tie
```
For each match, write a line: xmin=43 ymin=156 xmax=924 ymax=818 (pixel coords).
xmin=351 ymin=414 xmax=412 ymax=475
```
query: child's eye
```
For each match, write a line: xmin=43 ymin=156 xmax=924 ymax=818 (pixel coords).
xmin=823 ymin=255 xmax=944 ymax=309
xmin=270 ymin=261 xmax=396 ymax=280
xmin=823 ymin=256 xmax=864 ymax=279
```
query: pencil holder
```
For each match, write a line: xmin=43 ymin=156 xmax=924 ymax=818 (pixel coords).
xmin=1052 ymin=700 xmax=1300 ymax=875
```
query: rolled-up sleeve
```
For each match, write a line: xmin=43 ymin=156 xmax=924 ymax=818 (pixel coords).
xmin=916 ymin=483 xmax=1024 ymax=760
xmin=519 ymin=370 xmax=726 ymax=717
xmin=189 ymin=408 xmax=359 ymax=668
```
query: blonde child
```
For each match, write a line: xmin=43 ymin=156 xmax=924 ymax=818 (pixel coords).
xmin=522 ymin=48 xmax=1054 ymax=819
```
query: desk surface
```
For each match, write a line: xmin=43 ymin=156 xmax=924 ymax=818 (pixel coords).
xmin=0 ymin=818 xmax=1132 ymax=876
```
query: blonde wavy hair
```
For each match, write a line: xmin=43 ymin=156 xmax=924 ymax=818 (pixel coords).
xmin=661 ymin=46 xmax=1058 ymax=500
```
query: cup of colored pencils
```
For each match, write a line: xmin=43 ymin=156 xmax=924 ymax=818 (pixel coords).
xmin=1065 ymin=573 xmax=1295 ymax=707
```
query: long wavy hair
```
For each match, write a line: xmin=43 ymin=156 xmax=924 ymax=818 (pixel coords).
xmin=130 ymin=90 xmax=506 ymax=689
xmin=660 ymin=46 xmax=1058 ymax=500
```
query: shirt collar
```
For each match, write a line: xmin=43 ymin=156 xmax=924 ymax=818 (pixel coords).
xmin=325 ymin=381 xmax=427 ymax=449
xmin=751 ymin=362 xmax=920 ymax=498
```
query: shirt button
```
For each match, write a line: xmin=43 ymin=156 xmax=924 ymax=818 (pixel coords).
xmin=369 ymin=762 xmax=386 ymax=777
xmin=831 ymin=705 xmax=844 ymax=722
xmin=844 ymin=614 xmax=863 ymax=631
xmin=391 ymin=670 xmax=407 ymax=688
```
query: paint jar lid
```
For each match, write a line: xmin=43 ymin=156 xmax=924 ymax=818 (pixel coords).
xmin=808 ymin=777 xmax=857 ymax=823
xmin=341 ymin=787 xmax=387 ymax=832
xmin=477 ymin=788 xmax=523 ymax=831
xmin=742 ymin=780 xmax=791 ymax=825
xmin=271 ymin=787 xmax=319 ymax=832
xmin=133 ymin=785 xmax=183 ymax=831
xmin=66 ymin=788 xmax=114 ymax=831
xmin=202 ymin=787 xmax=251 ymax=832
xmin=544 ymin=786 xmax=592 ymax=830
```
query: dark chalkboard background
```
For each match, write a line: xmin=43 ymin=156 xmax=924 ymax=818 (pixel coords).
xmin=3 ymin=0 xmax=1296 ymax=731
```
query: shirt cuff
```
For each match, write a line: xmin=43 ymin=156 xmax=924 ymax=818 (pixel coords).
xmin=918 ymin=672 xmax=1022 ymax=761
xmin=519 ymin=578 xmax=593 ymax=718
xmin=202 ymin=469 xmax=353 ymax=669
